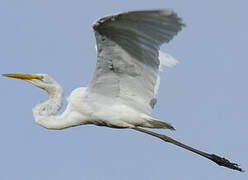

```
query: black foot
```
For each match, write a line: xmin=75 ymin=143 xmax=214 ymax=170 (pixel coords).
xmin=210 ymin=154 xmax=244 ymax=172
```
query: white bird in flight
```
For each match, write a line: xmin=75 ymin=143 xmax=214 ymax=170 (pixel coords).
xmin=3 ymin=9 xmax=242 ymax=171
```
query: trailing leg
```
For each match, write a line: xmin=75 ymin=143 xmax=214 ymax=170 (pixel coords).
xmin=132 ymin=127 xmax=243 ymax=172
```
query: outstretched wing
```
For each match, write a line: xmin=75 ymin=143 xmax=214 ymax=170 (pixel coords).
xmin=87 ymin=10 xmax=184 ymax=114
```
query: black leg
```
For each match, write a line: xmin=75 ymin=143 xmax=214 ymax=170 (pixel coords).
xmin=132 ymin=127 xmax=243 ymax=172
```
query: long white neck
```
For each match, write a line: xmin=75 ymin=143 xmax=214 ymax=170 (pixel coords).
xmin=32 ymin=86 xmax=87 ymax=130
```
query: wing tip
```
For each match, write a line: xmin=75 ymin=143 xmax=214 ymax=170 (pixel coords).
xmin=92 ymin=9 xmax=186 ymax=31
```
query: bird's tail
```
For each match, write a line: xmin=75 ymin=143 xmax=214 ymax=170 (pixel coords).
xmin=141 ymin=115 xmax=175 ymax=130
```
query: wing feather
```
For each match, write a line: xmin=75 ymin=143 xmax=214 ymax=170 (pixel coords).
xmin=87 ymin=9 xmax=184 ymax=114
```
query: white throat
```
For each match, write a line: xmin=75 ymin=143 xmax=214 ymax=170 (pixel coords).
xmin=32 ymin=87 xmax=64 ymax=129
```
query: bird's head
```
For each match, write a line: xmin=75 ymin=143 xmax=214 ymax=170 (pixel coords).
xmin=2 ymin=73 xmax=63 ymax=97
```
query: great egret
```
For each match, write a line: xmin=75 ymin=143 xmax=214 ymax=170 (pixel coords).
xmin=3 ymin=10 xmax=242 ymax=171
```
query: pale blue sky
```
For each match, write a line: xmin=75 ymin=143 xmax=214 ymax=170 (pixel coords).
xmin=0 ymin=0 xmax=247 ymax=179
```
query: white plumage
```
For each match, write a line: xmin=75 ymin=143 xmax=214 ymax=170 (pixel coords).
xmin=4 ymin=9 xmax=184 ymax=130
xmin=3 ymin=9 xmax=242 ymax=171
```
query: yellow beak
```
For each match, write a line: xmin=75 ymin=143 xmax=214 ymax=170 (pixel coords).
xmin=2 ymin=73 xmax=43 ymax=80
